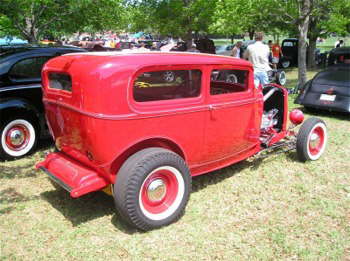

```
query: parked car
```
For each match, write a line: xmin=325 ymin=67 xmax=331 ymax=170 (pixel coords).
xmin=116 ymin=41 xmax=137 ymax=50
xmin=0 ymin=46 xmax=86 ymax=160
xmin=68 ymin=37 xmax=104 ymax=49
xmin=281 ymin=38 xmax=325 ymax=68
xmin=281 ymin=38 xmax=299 ymax=68
xmin=37 ymin=52 xmax=327 ymax=230
xmin=295 ymin=47 xmax=350 ymax=113
xmin=0 ymin=36 xmax=28 ymax=45
xmin=215 ymin=44 xmax=234 ymax=56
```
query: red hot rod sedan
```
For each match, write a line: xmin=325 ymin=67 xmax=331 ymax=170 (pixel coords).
xmin=37 ymin=52 xmax=327 ymax=230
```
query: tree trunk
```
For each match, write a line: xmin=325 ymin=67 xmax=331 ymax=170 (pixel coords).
xmin=194 ymin=31 xmax=199 ymax=41
xmin=27 ymin=35 xmax=37 ymax=43
xmin=184 ymin=29 xmax=193 ymax=50
xmin=298 ymin=0 xmax=311 ymax=87
xmin=308 ymin=35 xmax=317 ymax=69
xmin=22 ymin=17 xmax=38 ymax=43
xmin=248 ymin=30 xmax=255 ymax=40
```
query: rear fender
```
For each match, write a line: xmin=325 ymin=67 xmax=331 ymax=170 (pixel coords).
xmin=108 ymin=138 xmax=186 ymax=181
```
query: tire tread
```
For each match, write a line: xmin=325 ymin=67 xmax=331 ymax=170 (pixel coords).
xmin=296 ymin=117 xmax=326 ymax=162
xmin=114 ymin=148 xmax=191 ymax=231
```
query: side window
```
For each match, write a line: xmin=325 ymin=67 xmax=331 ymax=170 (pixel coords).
xmin=133 ymin=69 xmax=202 ymax=102
xmin=210 ymin=69 xmax=248 ymax=95
xmin=9 ymin=56 xmax=52 ymax=80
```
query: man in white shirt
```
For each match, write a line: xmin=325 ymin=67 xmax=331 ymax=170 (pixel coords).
xmin=243 ymin=32 xmax=271 ymax=87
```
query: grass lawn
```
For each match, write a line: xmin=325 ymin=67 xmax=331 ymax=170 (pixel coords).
xmin=0 ymin=69 xmax=349 ymax=260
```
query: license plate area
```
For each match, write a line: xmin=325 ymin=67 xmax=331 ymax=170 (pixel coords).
xmin=320 ymin=94 xmax=336 ymax=101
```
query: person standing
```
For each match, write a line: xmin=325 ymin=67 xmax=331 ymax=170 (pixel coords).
xmin=271 ymin=40 xmax=283 ymax=69
xmin=187 ymin=44 xmax=200 ymax=53
xmin=334 ymin=39 xmax=340 ymax=48
xmin=243 ymin=32 xmax=271 ymax=87
xmin=336 ymin=39 xmax=344 ymax=48
xmin=231 ymin=41 xmax=243 ymax=58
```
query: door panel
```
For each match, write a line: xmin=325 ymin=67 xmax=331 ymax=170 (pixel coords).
xmin=202 ymin=67 xmax=258 ymax=163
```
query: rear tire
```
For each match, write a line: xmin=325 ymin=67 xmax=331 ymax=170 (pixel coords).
xmin=281 ymin=60 xmax=290 ymax=69
xmin=0 ymin=117 xmax=38 ymax=160
xmin=113 ymin=148 xmax=191 ymax=231
xmin=296 ymin=118 xmax=327 ymax=162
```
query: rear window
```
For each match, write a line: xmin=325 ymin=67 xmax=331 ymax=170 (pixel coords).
xmin=48 ymin=73 xmax=72 ymax=92
xmin=313 ymin=69 xmax=350 ymax=87
xmin=133 ymin=69 xmax=202 ymax=102
xmin=282 ymin=41 xmax=296 ymax=47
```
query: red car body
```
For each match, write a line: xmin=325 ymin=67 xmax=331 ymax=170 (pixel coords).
xmin=37 ymin=52 xmax=327 ymax=230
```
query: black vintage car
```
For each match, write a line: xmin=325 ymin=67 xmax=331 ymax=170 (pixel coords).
xmin=0 ymin=46 xmax=86 ymax=160
xmin=281 ymin=38 xmax=326 ymax=68
xmin=295 ymin=47 xmax=350 ymax=113
xmin=281 ymin=38 xmax=299 ymax=68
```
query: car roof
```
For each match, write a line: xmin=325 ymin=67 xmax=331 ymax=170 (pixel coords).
xmin=61 ymin=51 xmax=252 ymax=68
xmin=282 ymin=38 xmax=298 ymax=41
xmin=0 ymin=46 xmax=86 ymax=60
xmin=312 ymin=65 xmax=350 ymax=88
xmin=329 ymin=47 xmax=350 ymax=55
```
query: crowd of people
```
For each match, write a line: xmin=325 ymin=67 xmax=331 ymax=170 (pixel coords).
xmin=227 ymin=33 xmax=283 ymax=86
xmin=59 ymin=32 xmax=347 ymax=87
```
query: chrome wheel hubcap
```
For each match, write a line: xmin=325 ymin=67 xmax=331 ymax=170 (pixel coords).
xmin=309 ymin=132 xmax=320 ymax=148
xmin=9 ymin=129 xmax=25 ymax=146
xmin=147 ymin=179 xmax=167 ymax=202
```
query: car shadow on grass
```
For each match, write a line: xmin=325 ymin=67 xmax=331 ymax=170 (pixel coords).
xmin=192 ymin=158 xmax=264 ymax=193
xmin=0 ymin=137 xmax=54 ymax=179
xmin=40 ymin=160 xmax=265 ymax=234
xmin=298 ymin=106 xmax=350 ymax=121
xmin=40 ymin=188 xmax=137 ymax=234
xmin=0 ymin=187 xmax=42 ymax=214
xmin=0 ymin=162 xmax=38 ymax=179
xmin=39 ymin=152 xmax=287 ymax=233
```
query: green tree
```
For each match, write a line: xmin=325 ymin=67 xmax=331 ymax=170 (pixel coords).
xmin=324 ymin=0 xmax=350 ymax=36
xmin=0 ymin=0 xmax=124 ymax=43
xmin=127 ymin=0 xmax=217 ymax=46
xmin=306 ymin=0 xmax=350 ymax=68
xmin=0 ymin=15 xmax=18 ymax=38
xmin=267 ymin=0 xmax=314 ymax=86
xmin=211 ymin=0 xmax=273 ymax=40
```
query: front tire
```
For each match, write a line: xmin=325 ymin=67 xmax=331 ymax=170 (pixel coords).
xmin=0 ymin=118 xmax=38 ymax=160
xmin=296 ymin=118 xmax=327 ymax=162
xmin=276 ymin=71 xmax=287 ymax=85
xmin=113 ymin=148 xmax=191 ymax=231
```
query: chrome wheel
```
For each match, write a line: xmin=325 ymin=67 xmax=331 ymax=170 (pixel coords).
xmin=1 ymin=119 xmax=36 ymax=159
xmin=163 ymin=71 xmax=175 ymax=82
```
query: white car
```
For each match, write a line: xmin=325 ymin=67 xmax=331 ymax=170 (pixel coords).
xmin=215 ymin=44 xmax=234 ymax=56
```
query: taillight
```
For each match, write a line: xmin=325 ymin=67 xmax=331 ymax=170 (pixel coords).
xmin=48 ymin=73 xmax=72 ymax=92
